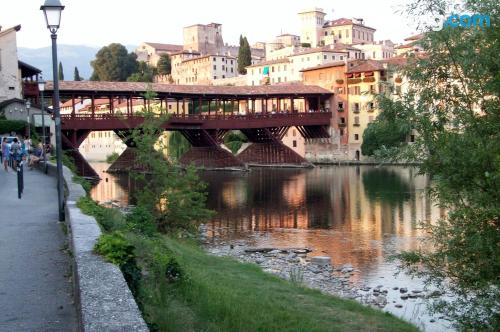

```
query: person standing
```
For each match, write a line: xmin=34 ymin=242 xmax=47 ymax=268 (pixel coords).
xmin=10 ymin=138 xmax=21 ymax=170
xmin=2 ymin=137 xmax=10 ymax=171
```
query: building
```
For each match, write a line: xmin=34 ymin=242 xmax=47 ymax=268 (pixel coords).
xmin=298 ymin=8 xmax=326 ymax=47
xmin=172 ymin=54 xmax=238 ymax=85
xmin=275 ymin=34 xmax=301 ymax=47
xmin=0 ymin=25 xmax=22 ymax=103
xmin=353 ymin=40 xmax=395 ymax=60
xmin=300 ymin=58 xmax=406 ymax=161
xmin=183 ymin=23 xmax=225 ymax=55
xmin=135 ymin=42 xmax=183 ymax=67
xmin=322 ymin=18 xmax=376 ymax=45
xmin=246 ymin=47 xmax=348 ymax=86
xmin=395 ymin=34 xmax=424 ymax=56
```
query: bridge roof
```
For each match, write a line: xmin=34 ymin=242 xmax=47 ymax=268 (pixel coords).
xmin=46 ymin=81 xmax=332 ymax=99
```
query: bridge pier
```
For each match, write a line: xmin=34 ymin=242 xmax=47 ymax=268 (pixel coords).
xmin=238 ymin=128 xmax=311 ymax=166
xmin=178 ymin=129 xmax=245 ymax=169
xmin=61 ymin=129 xmax=100 ymax=178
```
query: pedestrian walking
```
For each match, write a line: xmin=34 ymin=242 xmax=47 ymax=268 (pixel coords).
xmin=2 ymin=137 xmax=10 ymax=171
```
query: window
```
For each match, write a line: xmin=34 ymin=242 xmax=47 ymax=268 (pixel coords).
xmin=307 ymin=57 xmax=310 ymax=61
xmin=292 ymin=140 xmax=297 ymax=147
xmin=324 ymin=55 xmax=327 ymax=60
xmin=324 ymin=31 xmax=328 ymax=36
xmin=231 ymin=68 xmax=234 ymax=73
xmin=354 ymin=103 xmax=360 ymax=112
xmin=338 ymin=32 xmax=342 ymax=39
xmin=346 ymin=29 xmax=349 ymax=38
xmin=354 ymin=116 xmax=360 ymax=125
xmin=222 ymin=65 xmax=225 ymax=70
xmin=278 ymin=77 xmax=281 ymax=83
xmin=213 ymin=65 xmax=216 ymax=70
xmin=272 ymin=66 xmax=275 ymax=72
xmin=214 ymin=76 xmax=217 ymax=79
xmin=340 ymin=117 xmax=346 ymax=124
xmin=410 ymin=134 xmax=415 ymax=142
xmin=338 ymin=102 xmax=344 ymax=110
xmin=354 ymin=134 xmax=359 ymax=140
xmin=168 ymin=104 xmax=172 ymax=110
xmin=369 ymin=85 xmax=376 ymax=94
xmin=252 ymin=81 xmax=254 ymax=86
xmin=340 ymin=56 xmax=344 ymax=60
xmin=213 ymin=57 xmax=216 ymax=61
xmin=373 ymin=51 xmax=376 ymax=58
xmin=340 ymin=129 xmax=344 ymax=136
xmin=231 ymin=60 xmax=234 ymax=64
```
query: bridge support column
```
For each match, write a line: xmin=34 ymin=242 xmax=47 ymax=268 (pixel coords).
xmin=238 ymin=128 xmax=310 ymax=166
xmin=61 ymin=129 xmax=99 ymax=178
xmin=178 ymin=129 xmax=245 ymax=169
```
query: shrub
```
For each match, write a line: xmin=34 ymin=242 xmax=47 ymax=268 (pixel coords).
xmin=126 ymin=206 xmax=156 ymax=236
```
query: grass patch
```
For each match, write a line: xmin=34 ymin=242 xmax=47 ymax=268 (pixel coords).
xmin=77 ymin=196 xmax=418 ymax=332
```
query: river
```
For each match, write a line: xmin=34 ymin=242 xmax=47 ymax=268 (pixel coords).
xmin=89 ymin=162 xmax=451 ymax=331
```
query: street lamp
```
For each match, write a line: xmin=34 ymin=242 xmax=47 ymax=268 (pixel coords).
xmin=41 ymin=0 xmax=65 ymax=221
xmin=25 ymin=100 xmax=31 ymax=144
xmin=38 ymin=76 xmax=48 ymax=174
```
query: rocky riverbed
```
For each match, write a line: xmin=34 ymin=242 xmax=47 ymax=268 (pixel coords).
xmin=203 ymin=238 xmax=451 ymax=331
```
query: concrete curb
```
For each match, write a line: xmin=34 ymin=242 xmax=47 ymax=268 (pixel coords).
xmin=43 ymin=163 xmax=149 ymax=332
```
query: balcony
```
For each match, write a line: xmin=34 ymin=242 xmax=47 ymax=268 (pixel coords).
xmin=23 ymin=82 xmax=39 ymax=98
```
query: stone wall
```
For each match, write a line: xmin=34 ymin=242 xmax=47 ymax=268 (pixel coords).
xmin=44 ymin=163 xmax=149 ymax=332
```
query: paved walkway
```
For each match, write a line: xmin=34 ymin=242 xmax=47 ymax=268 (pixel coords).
xmin=0 ymin=166 xmax=77 ymax=331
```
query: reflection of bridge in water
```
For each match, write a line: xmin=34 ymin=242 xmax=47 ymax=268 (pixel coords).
xmin=45 ymin=81 xmax=334 ymax=177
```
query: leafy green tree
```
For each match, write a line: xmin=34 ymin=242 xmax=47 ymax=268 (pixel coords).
xmin=127 ymin=61 xmax=156 ymax=82
xmin=90 ymin=43 xmax=138 ymax=81
xmin=238 ymin=35 xmax=252 ymax=74
xmin=74 ymin=66 xmax=82 ymax=81
xmin=130 ymin=92 xmax=214 ymax=233
xmin=58 ymin=61 xmax=64 ymax=80
xmin=157 ymin=54 xmax=171 ymax=75
xmin=371 ymin=0 xmax=499 ymax=329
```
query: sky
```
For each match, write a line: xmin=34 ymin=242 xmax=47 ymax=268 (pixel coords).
xmin=2 ymin=0 xmax=418 ymax=49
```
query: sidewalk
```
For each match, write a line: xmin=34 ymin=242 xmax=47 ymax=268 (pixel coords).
xmin=0 ymin=167 xmax=77 ymax=331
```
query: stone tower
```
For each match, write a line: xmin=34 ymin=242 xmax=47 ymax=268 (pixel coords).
xmin=298 ymin=8 xmax=326 ymax=47
xmin=183 ymin=23 xmax=225 ymax=55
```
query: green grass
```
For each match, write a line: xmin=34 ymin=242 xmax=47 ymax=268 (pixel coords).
xmin=77 ymin=196 xmax=418 ymax=332
xmin=138 ymin=238 xmax=418 ymax=332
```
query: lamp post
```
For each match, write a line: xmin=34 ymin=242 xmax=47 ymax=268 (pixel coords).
xmin=25 ymin=100 xmax=31 ymax=144
xmin=41 ymin=0 xmax=65 ymax=221
xmin=38 ymin=77 xmax=48 ymax=173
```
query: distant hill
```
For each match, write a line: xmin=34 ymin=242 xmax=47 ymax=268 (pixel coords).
xmin=18 ymin=44 xmax=137 ymax=80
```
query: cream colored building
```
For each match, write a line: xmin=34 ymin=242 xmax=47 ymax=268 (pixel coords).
xmin=135 ymin=42 xmax=183 ymax=67
xmin=247 ymin=47 xmax=348 ymax=86
xmin=172 ymin=54 xmax=237 ymax=85
xmin=322 ymin=18 xmax=376 ymax=45
xmin=0 ymin=25 xmax=22 ymax=103
xmin=354 ymin=40 xmax=395 ymax=60
xmin=298 ymin=8 xmax=326 ymax=47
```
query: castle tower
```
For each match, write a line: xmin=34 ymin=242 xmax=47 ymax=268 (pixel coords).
xmin=183 ymin=23 xmax=224 ymax=55
xmin=298 ymin=8 xmax=326 ymax=47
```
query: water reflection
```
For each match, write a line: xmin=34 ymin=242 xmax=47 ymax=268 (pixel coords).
xmin=89 ymin=163 xmax=448 ymax=331
xmin=90 ymin=164 xmax=441 ymax=275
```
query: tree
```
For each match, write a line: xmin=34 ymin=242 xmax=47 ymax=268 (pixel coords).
xmin=130 ymin=92 xmax=214 ymax=233
xmin=127 ymin=61 xmax=156 ymax=82
xmin=370 ymin=0 xmax=499 ymax=329
xmin=238 ymin=35 xmax=252 ymax=74
xmin=90 ymin=43 xmax=138 ymax=81
xmin=58 ymin=62 xmax=64 ymax=81
xmin=157 ymin=54 xmax=171 ymax=75
xmin=74 ymin=66 xmax=82 ymax=81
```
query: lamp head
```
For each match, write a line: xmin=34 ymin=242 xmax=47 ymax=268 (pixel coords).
xmin=38 ymin=76 xmax=46 ymax=92
xmin=40 ymin=0 xmax=65 ymax=34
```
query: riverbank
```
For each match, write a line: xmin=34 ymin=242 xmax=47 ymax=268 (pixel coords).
xmin=79 ymin=195 xmax=418 ymax=331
